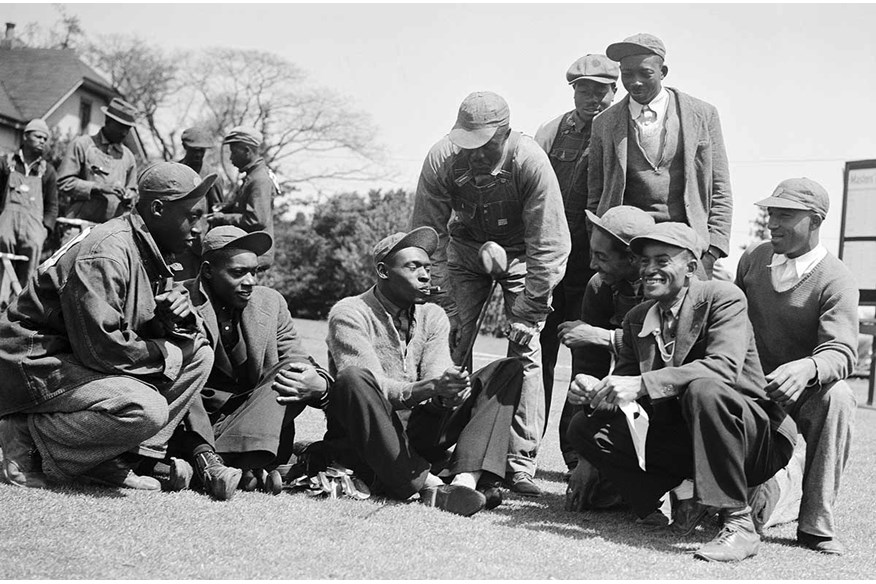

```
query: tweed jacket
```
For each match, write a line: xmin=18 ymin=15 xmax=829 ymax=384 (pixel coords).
xmin=587 ymin=88 xmax=733 ymax=256
xmin=185 ymin=277 xmax=329 ymax=410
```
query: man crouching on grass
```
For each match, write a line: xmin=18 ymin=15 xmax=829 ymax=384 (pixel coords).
xmin=321 ymin=227 xmax=525 ymax=516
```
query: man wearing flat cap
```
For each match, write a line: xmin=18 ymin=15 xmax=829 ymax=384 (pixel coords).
xmin=179 ymin=127 xmax=226 ymax=213
xmin=411 ymin=91 xmax=571 ymax=496
xmin=587 ymin=33 xmax=733 ymax=279
xmin=167 ymin=225 xmax=333 ymax=499
xmin=736 ymin=178 xmax=858 ymax=555
xmin=323 ymin=227 xmax=525 ymax=516
xmin=58 ymin=97 xmax=139 ymax=224
xmin=0 ymin=118 xmax=58 ymax=294
xmin=534 ymin=54 xmax=619 ymax=447
xmin=567 ymin=222 xmax=797 ymax=562
xmin=207 ymin=125 xmax=279 ymax=269
xmin=0 ymin=161 xmax=216 ymax=492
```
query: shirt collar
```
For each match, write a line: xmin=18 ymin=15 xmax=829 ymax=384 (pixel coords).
xmin=638 ymin=288 xmax=688 ymax=338
xmin=767 ymin=244 xmax=827 ymax=274
xmin=628 ymin=87 xmax=669 ymax=119
xmin=128 ymin=211 xmax=175 ymax=283
xmin=241 ymin=157 xmax=264 ymax=175
xmin=568 ymin=110 xmax=593 ymax=133
xmin=373 ymin=285 xmax=410 ymax=320
xmin=13 ymin=150 xmax=43 ymax=175
xmin=96 ymin=129 xmax=124 ymax=155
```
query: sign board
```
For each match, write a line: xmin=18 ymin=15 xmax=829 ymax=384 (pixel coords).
xmin=840 ymin=159 xmax=876 ymax=304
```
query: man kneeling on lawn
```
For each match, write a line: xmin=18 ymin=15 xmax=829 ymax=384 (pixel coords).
xmin=322 ymin=227 xmax=524 ymax=516
xmin=567 ymin=222 xmax=798 ymax=562
xmin=169 ymin=226 xmax=333 ymax=500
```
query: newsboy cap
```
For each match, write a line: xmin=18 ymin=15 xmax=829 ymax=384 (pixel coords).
xmin=606 ymin=33 xmax=667 ymax=62
xmin=585 ymin=206 xmax=655 ymax=247
xmin=24 ymin=119 xmax=50 ymax=135
xmin=181 ymin=127 xmax=215 ymax=149
xmin=755 ymin=177 xmax=830 ymax=219
xmin=202 ymin=225 xmax=273 ymax=257
xmin=137 ymin=161 xmax=217 ymax=203
xmin=101 ymin=97 xmax=139 ymax=126
xmin=630 ymin=222 xmax=705 ymax=258
xmin=566 ymin=54 xmax=619 ymax=85
xmin=223 ymin=126 xmax=263 ymax=148
xmin=449 ymin=91 xmax=510 ymax=150
xmin=372 ymin=226 xmax=439 ymax=266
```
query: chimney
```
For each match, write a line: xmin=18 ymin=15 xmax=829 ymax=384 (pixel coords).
xmin=1 ymin=22 xmax=14 ymax=49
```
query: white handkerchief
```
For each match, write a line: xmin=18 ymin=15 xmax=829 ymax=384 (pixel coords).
xmin=620 ymin=401 xmax=650 ymax=471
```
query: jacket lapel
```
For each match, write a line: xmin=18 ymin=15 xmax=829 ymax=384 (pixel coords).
xmin=242 ymin=293 xmax=271 ymax=383
xmin=673 ymin=279 xmax=708 ymax=366
xmin=633 ymin=301 xmax=659 ymax=373
xmin=190 ymin=277 xmax=220 ymax=349
xmin=611 ymin=96 xmax=630 ymax=177
xmin=673 ymin=88 xmax=699 ymax=194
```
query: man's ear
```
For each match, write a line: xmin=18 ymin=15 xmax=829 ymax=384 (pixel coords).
xmin=150 ymin=198 xmax=164 ymax=218
xmin=686 ymin=256 xmax=699 ymax=279
xmin=661 ymin=64 xmax=669 ymax=79
xmin=201 ymin=260 xmax=213 ymax=281
xmin=810 ymin=214 xmax=824 ymax=230
xmin=375 ymin=262 xmax=389 ymax=280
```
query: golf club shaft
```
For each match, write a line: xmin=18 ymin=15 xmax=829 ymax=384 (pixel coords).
xmin=459 ymin=279 xmax=498 ymax=369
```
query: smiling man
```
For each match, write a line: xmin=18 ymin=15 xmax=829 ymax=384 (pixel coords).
xmin=566 ymin=222 xmax=797 ymax=562
xmin=736 ymin=178 xmax=858 ymax=555
xmin=0 ymin=161 xmax=215 ymax=491
xmin=411 ymin=91 xmax=570 ymax=496
xmin=587 ymin=33 xmax=733 ymax=278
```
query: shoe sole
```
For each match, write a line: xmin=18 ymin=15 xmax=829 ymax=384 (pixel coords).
xmin=434 ymin=484 xmax=486 ymax=517
xmin=693 ymin=541 xmax=760 ymax=562
xmin=206 ymin=468 xmax=243 ymax=501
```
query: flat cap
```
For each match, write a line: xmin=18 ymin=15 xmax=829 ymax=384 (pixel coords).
xmin=755 ymin=177 xmax=830 ymax=219
xmin=181 ymin=127 xmax=215 ymax=149
xmin=630 ymin=222 xmax=705 ymax=258
xmin=449 ymin=91 xmax=510 ymax=150
xmin=566 ymin=54 xmax=619 ymax=85
xmin=137 ymin=161 xmax=217 ymax=203
xmin=101 ymin=97 xmax=139 ymax=126
xmin=223 ymin=126 xmax=263 ymax=148
xmin=586 ymin=206 xmax=655 ymax=247
xmin=24 ymin=119 xmax=50 ymax=135
xmin=372 ymin=226 xmax=439 ymax=266
xmin=202 ymin=225 xmax=273 ymax=257
xmin=606 ymin=33 xmax=667 ymax=62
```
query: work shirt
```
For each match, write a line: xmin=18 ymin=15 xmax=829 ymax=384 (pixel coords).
xmin=768 ymin=244 xmax=828 ymax=292
xmin=0 ymin=150 xmax=59 ymax=231
xmin=411 ymin=132 xmax=570 ymax=323
xmin=57 ymin=130 xmax=138 ymax=223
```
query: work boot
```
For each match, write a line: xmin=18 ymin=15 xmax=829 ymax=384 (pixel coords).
xmin=81 ymin=455 xmax=161 ymax=490
xmin=694 ymin=508 xmax=761 ymax=562
xmin=0 ymin=415 xmax=47 ymax=488
xmin=195 ymin=450 xmax=242 ymax=501
xmin=508 ymin=471 xmax=541 ymax=497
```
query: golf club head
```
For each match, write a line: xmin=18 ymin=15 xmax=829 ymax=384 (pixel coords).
xmin=478 ymin=241 xmax=508 ymax=277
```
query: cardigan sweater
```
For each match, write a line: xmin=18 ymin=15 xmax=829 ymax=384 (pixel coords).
xmin=735 ymin=241 xmax=859 ymax=385
xmin=326 ymin=286 xmax=453 ymax=409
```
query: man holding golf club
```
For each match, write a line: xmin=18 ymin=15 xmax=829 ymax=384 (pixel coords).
xmin=411 ymin=92 xmax=570 ymax=496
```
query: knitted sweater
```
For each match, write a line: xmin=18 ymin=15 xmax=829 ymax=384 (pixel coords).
xmin=736 ymin=241 xmax=859 ymax=385
xmin=326 ymin=286 xmax=452 ymax=409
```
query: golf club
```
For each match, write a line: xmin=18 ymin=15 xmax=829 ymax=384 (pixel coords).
xmin=458 ymin=241 xmax=508 ymax=368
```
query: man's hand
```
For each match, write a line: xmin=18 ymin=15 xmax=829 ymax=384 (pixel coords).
xmin=558 ymin=320 xmax=611 ymax=348
xmin=568 ymin=373 xmax=600 ymax=406
xmin=565 ymin=457 xmax=600 ymax=512
xmin=589 ymin=375 xmax=644 ymax=410
xmin=272 ymin=362 xmax=328 ymax=405
xmin=154 ymin=286 xmax=194 ymax=327
xmin=765 ymin=358 xmax=816 ymax=405
xmin=507 ymin=318 xmax=538 ymax=346
xmin=93 ymin=184 xmax=126 ymax=199
xmin=433 ymin=365 xmax=471 ymax=407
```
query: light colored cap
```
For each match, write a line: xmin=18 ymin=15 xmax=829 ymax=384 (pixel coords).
xmin=755 ymin=177 xmax=829 ymax=219
xmin=223 ymin=126 xmax=263 ymax=148
xmin=606 ymin=33 xmax=667 ymax=62
xmin=566 ymin=54 xmax=619 ymax=85
xmin=630 ymin=222 xmax=705 ymax=258
xmin=24 ymin=119 xmax=50 ymax=135
xmin=449 ymin=91 xmax=510 ymax=150
xmin=586 ymin=206 xmax=655 ymax=247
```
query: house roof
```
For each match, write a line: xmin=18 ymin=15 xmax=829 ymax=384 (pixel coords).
xmin=0 ymin=48 xmax=117 ymax=126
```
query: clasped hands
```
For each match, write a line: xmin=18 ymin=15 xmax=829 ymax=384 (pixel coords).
xmin=433 ymin=365 xmax=471 ymax=409
xmin=154 ymin=286 xmax=208 ymax=351
xmin=272 ymin=362 xmax=328 ymax=405
xmin=567 ymin=373 xmax=644 ymax=411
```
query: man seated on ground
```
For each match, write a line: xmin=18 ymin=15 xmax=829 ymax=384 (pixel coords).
xmin=567 ymin=222 xmax=797 ymax=562
xmin=0 ymin=162 xmax=216 ymax=491
xmin=556 ymin=205 xmax=654 ymax=508
xmin=169 ymin=226 xmax=332 ymax=500
xmin=322 ymin=227 xmax=525 ymax=517
xmin=736 ymin=178 xmax=858 ymax=555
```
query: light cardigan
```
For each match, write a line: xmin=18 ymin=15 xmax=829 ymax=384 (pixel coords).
xmin=736 ymin=241 xmax=859 ymax=385
xmin=326 ymin=286 xmax=452 ymax=409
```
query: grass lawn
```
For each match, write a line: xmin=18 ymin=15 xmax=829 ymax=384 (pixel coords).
xmin=2 ymin=317 xmax=875 ymax=579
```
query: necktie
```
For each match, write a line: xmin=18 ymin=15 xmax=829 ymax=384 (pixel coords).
xmin=640 ymin=105 xmax=657 ymax=127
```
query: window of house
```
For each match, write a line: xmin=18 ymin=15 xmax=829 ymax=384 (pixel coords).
xmin=79 ymin=100 xmax=92 ymax=134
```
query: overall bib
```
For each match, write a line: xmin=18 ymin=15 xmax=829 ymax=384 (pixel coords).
xmin=0 ymin=156 xmax=47 ymax=288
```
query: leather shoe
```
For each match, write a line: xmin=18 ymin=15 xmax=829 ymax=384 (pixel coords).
xmin=419 ymin=484 xmax=486 ymax=517
xmin=81 ymin=456 xmax=161 ymax=490
xmin=0 ymin=415 xmax=47 ymax=488
xmin=694 ymin=510 xmax=760 ymax=562
xmin=797 ymin=531 xmax=846 ymax=555
xmin=671 ymin=494 xmax=711 ymax=536
xmin=636 ymin=509 xmax=669 ymax=528
xmin=508 ymin=471 xmax=541 ymax=497
xmin=167 ymin=457 xmax=193 ymax=491
xmin=195 ymin=450 xmax=242 ymax=501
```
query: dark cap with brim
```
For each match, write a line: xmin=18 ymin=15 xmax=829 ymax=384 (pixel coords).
xmin=630 ymin=222 xmax=704 ymax=258
xmin=202 ymin=225 xmax=273 ymax=257
xmin=606 ymin=33 xmax=667 ymax=62
xmin=137 ymin=161 xmax=217 ymax=203
xmin=101 ymin=97 xmax=139 ymax=127
xmin=585 ymin=206 xmax=655 ymax=247
xmin=372 ymin=226 xmax=439 ymax=266
xmin=181 ymin=127 xmax=215 ymax=149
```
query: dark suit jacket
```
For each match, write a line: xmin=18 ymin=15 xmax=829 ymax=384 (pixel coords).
xmin=186 ymin=277 xmax=325 ymax=412
xmin=587 ymin=88 xmax=733 ymax=256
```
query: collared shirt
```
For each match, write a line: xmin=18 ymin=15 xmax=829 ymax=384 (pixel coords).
xmin=768 ymin=244 xmax=828 ymax=292
xmin=15 ymin=150 xmax=42 ymax=176
xmin=534 ymin=110 xmax=592 ymax=154
xmin=639 ymin=288 xmax=688 ymax=364
xmin=628 ymin=87 xmax=669 ymax=136
xmin=374 ymin=286 xmax=415 ymax=344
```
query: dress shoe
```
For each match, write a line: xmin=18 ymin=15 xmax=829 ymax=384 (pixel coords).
xmin=195 ymin=450 xmax=242 ymax=501
xmin=167 ymin=457 xmax=193 ymax=491
xmin=671 ymin=494 xmax=711 ymax=536
xmin=508 ymin=471 xmax=541 ymax=497
xmin=636 ymin=509 xmax=669 ymax=528
xmin=694 ymin=509 xmax=760 ymax=562
xmin=82 ymin=456 xmax=161 ymax=490
xmin=748 ymin=475 xmax=780 ymax=535
xmin=0 ymin=415 xmax=47 ymax=488
xmin=797 ymin=531 xmax=846 ymax=555
xmin=419 ymin=484 xmax=486 ymax=517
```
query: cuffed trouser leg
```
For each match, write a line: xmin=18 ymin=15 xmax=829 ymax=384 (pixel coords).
xmin=323 ymin=367 xmax=431 ymax=500
xmin=791 ymin=380 xmax=855 ymax=538
xmin=408 ymin=358 xmax=524 ymax=479
xmin=681 ymin=379 xmax=794 ymax=509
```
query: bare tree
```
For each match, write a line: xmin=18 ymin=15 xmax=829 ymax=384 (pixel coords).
xmin=17 ymin=5 xmax=84 ymax=49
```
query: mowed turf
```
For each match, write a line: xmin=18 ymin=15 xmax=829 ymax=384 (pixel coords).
xmin=2 ymin=317 xmax=875 ymax=579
